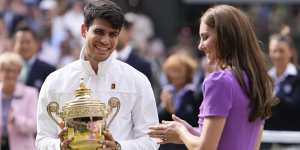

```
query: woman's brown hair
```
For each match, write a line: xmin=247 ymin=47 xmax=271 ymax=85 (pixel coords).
xmin=201 ymin=5 xmax=276 ymax=122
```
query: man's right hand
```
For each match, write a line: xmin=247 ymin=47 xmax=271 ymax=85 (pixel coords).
xmin=58 ymin=127 xmax=73 ymax=150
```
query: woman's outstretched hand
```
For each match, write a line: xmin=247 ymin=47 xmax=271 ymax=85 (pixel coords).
xmin=148 ymin=114 xmax=191 ymax=144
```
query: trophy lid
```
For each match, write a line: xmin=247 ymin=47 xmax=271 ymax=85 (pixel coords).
xmin=62 ymin=78 xmax=107 ymax=120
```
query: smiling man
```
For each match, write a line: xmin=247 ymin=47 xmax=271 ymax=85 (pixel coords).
xmin=35 ymin=0 xmax=159 ymax=150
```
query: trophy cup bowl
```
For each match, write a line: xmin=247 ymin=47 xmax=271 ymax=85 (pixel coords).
xmin=47 ymin=79 xmax=120 ymax=150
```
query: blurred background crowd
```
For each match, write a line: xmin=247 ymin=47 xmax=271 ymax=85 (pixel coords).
xmin=1 ymin=0 xmax=300 ymax=150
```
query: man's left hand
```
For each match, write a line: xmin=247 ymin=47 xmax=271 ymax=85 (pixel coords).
xmin=97 ymin=130 xmax=120 ymax=150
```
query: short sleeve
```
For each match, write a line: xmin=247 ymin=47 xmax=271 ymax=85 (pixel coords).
xmin=200 ymin=71 xmax=233 ymax=118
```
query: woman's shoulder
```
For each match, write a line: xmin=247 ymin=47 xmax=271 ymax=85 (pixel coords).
xmin=202 ymin=69 xmax=237 ymax=96
xmin=205 ymin=69 xmax=235 ymax=84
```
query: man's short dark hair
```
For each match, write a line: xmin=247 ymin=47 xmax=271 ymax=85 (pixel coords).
xmin=14 ymin=26 xmax=38 ymax=41
xmin=84 ymin=0 xmax=124 ymax=30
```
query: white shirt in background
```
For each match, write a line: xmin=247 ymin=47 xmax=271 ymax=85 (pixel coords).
xmin=116 ymin=45 xmax=132 ymax=61
xmin=268 ymin=63 xmax=297 ymax=93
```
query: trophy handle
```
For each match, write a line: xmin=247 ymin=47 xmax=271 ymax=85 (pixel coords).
xmin=107 ymin=97 xmax=120 ymax=128
xmin=47 ymin=101 xmax=63 ymax=128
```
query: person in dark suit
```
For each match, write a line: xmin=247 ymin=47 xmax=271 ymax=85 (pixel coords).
xmin=158 ymin=53 xmax=201 ymax=150
xmin=265 ymin=28 xmax=300 ymax=131
xmin=13 ymin=26 xmax=56 ymax=91
xmin=116 ymin=14 xmax=153 ymax=83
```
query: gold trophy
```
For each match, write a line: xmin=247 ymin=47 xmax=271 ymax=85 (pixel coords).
xmin=47 ymin=79 xmax=120 ymax=150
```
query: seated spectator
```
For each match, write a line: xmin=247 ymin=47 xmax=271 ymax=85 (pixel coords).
xmin=0 ymin=52 xmax=38 ymax=150
xmin=158 ymin=53 xmax=201 ymax=150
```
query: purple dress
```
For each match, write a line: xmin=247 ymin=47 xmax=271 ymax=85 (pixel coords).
xmin=198 ymin=69 xmax=263 ymax=150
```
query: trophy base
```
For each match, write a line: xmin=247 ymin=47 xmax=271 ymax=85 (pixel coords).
xmin=70 ymin=140 xmax=104 ymax=150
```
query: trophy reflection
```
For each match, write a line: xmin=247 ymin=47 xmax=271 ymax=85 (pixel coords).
xmin=47 ymin=79 xmax=120 ymax=150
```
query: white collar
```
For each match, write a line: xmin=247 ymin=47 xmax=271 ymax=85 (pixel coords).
xmin=79 ymin=47 xmax=115 ymax=76
xmin=116 ymin=45 xmax=132 ymax=61
xmin=110 ymin=50 xmax=118 ymax=59
xmin=268 ymin=63 xmax=297 ymax=80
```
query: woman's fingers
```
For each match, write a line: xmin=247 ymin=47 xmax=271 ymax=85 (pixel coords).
xmin=172 ymin=114 xmax=194 ymax=131
xmin=161 ymin=120 xmax=173 ymax=125
xmin=172 ymin=114 xmax=184 ymax=122
xmin=149 ymin=124 xmax=166 ymax=130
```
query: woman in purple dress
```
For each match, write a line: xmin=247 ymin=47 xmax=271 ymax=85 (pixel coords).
xmin=149 ymin=5 xmax=277 ymax=150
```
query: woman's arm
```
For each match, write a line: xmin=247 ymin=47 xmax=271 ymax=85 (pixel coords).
xmin=171 ymin=114 xmax=200 ymax=136
xmin=178 ymin=116 xmax=226 ymax=150
xmin=254 ymin=125 xmax=263 ymax=150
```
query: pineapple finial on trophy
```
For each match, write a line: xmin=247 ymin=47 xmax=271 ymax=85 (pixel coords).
xmin=75 ymin=78 xmax=91 ymax=98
